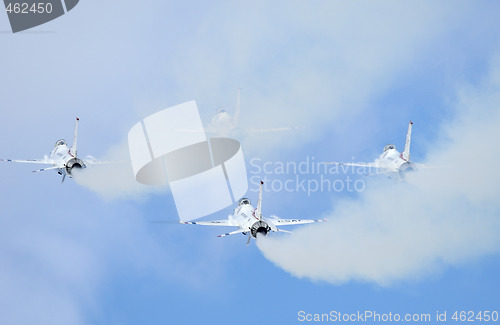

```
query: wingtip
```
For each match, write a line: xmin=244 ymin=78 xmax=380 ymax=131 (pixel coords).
xmin=260 ymin=180 xmax=264 ymax=185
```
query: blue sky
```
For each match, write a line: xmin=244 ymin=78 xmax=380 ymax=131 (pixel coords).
xmin=1 ymin=1 xmax=499 ymax=324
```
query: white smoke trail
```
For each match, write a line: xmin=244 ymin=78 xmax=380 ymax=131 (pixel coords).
xmin=257 ymin=62 xmax=500 ymax=286
xmin=72 ymin=140 xmax=168 ymax=200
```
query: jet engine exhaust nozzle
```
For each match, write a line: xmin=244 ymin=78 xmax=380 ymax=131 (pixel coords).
xmin=399 ymin=161 xmax=416 ymax=175
xmin=66 ymin=157 xmax=86 ymax=175
xmin=250 ymin=220 xmax=271 ymax=238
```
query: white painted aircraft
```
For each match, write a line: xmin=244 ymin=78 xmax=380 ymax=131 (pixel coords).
xmin=181 ymin=181 xmax=326 ymax=245
xmin=1 ymin=117 xmax=100 ymax=182
xmin=328 ymin=121 xmax=418 ymax=177
xmin=178 ymin=89 xmax=304 ymax=137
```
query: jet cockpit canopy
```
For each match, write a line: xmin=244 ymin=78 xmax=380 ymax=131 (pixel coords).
xmin=238 ymin=198 xmax=251 ymax=206
xmin=55 ymin=139 xmax=67 ymax=147
xmin=383 ymin=144 xmax=396 ymax=152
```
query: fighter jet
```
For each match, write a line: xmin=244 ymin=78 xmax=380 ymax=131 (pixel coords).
xmin=1 ymin=117 xmax=100 ymax=182
xmin=327 ymin=121 xmax=419 ymax=177
xmin=178 ymin=89 xmax=304 ymax=137
xmin=180 ymin=181 xmax=326 ymax=245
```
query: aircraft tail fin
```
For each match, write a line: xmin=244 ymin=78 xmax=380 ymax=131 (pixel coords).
xmin=70 ymin=117 xmax=79 ymax=157
xmin=256 ymin=180 xmax=263 ymax=220
xmin=402 ymin=121 xmax=412 ymax=161
xmin=232 ymin=88 xmax=241 ymax=126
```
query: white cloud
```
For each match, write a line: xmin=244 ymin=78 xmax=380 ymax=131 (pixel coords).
xmin=166 ymin=1 xmax=469 ymax=156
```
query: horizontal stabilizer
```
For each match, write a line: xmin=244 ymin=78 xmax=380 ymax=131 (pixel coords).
xmin=32 ymin=166 xmax=60 ymax=173
xmin=218 ymin=229 xmax=246 ymax=237
xmin=276 ymin=228 xmax=293 ymax=234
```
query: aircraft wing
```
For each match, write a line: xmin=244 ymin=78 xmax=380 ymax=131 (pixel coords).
xmin=269 ymin=217 xmax=327 ymax=226
xmin=414 ymin=163 xmax=437 ymax=169
xmin=326 ymin=161 xmax=380 ymax=168
xmin=179 ymin=219 xmax=237 ymax=226
xmin=246 ymin=126 xmax=305 ymax=134
xmin=83 ymin=155 xmax=123 ymax=165
xmin=0 ymin=158 xmax=52 ymax=164
xmin=180 ymin=219 xmax=245 ymax=238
